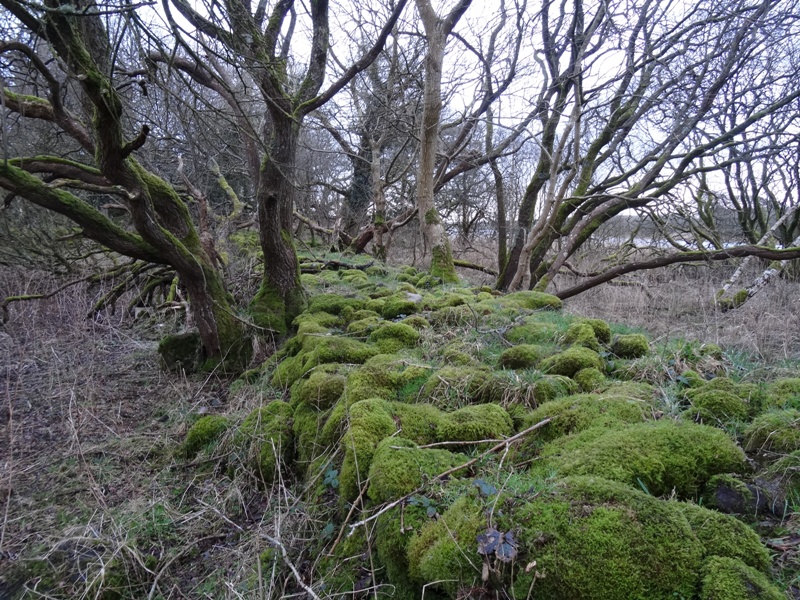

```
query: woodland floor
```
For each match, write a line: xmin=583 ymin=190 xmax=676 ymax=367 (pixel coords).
xmin=1 ymin=261 xmax=800 ymax=599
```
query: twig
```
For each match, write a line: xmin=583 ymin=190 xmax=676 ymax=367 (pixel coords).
xmin=261 ymin=533 xmax=322 ymax=600
xmin=347 ymin=418 xmax=551 ymax=536
xmin=413 ymin=438 xmax=504 ymax=449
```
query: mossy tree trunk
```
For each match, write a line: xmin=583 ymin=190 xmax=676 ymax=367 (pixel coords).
xmin=413 ymin=0 xmax=473 ymax=284
xmin=0 ymin=1 xmax=247 ymax=367
xmin=169 ymin=0 xmax=410 ymax=331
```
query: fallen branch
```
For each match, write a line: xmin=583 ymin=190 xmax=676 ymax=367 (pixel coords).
xmin=453 ymin=259 xmax=497 ymax=276
xmin=347 ymin=417 xmax=551 ymax=536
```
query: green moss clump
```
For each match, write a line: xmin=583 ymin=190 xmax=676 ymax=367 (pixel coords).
xmin=498 ymin=344 xmax=542 ymax=369
xmin=540 ymin=420 xmax=747 ymax=498
xmin=540 ymin=346 xmax=604 ymax=377
xmin=573 ymin=367 xmax=606 ymax=392
xmin=375 ymin=505 xmax=430 ymax=599
xmin=701 ymin=474 xmax=758 ymax=516
xmin=270 ymin=352 xmax=307 ymax=388
xmin=234 ymin=401 xmax=294 ymax=483
xmin=302 ymin=336 xmax=379 ymax=366
xmin=530 ymin=374 xmax=580 ymax=404
xmin=368 ymin=323 xmax=421 ymax=353
xmin=744 ymin=409 xmax=800 ymax=453
xmin=577 ymin=318 xmax=612 ymax=344
xmin=293 ymin=402 xmax=329 ymax=466
xmin=428 ymin=305 xmax=474 ymax=327
xmin=421 ymin=366 xmax=499 ymax=407
xmin=611 ymin=334 xmax=650 ymax=359
xmin=382 ymin=295 xmax=420 ymax=319
xmin=345 ymin=316 xmax=382 ymax=337
xmin=342 ymin=354 xmax=431 ymax=406
xmin=400 ymin=315 xmax=430 ymax=330
xmin=340 ymin=269 xmax=369 ymax=284
xmin=682 ymin=390 xmax=750 ymax=424
xmin=182 ymin=415 xmax=229 ymax=457
xmin=519 ymin=393 xmax=652 ymax=447
xmin=766 ymin=377 xmax=800 ymax=410
xmin=680 ymin=369 xmax=706 ymax=388
xmin=406 ymin=496 xmax=485 ymax=596
xmin=437 ymin=404 xmax=513 ymax=445
xmin=294 ymin=370 xmax=345 ymax=410
xmin=158 ymin=331 xmax=202 ymax=372
xmin=676 ymin=502 xmax=770 ymax=572
xmin=500 ymin=290 xmax=563 ymax=311
xmin=565 ymin=322 xmax=601 ymax=351
xmin=307 ymin=293 xmax=365 ymax=315
xmin=368 ymin=438 xmax=466 ymax=503
xmin=340 ymin=399 xmax=397 ymax=501
xmin=698 ymin=556 xmax=784 ymax=600
xmin=505 ymin=321 xmax=559 ymax=344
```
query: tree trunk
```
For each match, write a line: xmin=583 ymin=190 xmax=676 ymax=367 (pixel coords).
xmin=250 ymin=113 xmax=307 ymax=335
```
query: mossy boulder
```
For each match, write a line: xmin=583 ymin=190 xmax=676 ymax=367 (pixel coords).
xmin=437 ymin=404 xmax=513 ymax=446
xmin=564 ymin=322 xmax=601 ymax=351
xmin=368 ymin=322 xmax=421 ymax=353
xmin=766 ymin=377 xmax=800 ymax=410
xmin=744 ymin=408 xmax=800 ymax=453
xmin=676 ymin=501 xmax=770 ymax=572
xmin=610 ymin=334 xmax=650 ymax=359
xmin=293 ymin=370 xmax=345 ymax=410
xmin=307 ymin=293 xmax=365 ymax=315
xmin=368 ymin=438 xmax=466 ymax=503
xmin=682 ymin=390 xmax=750 ymax=424
xmin=698 ymin=556 xmax=784 ymax=600
xmin=539 ymin=420 xmax=747 ymax=498
xmin=345 ymin=316 xmax=383 ymax=336
xmin=158 ymin=331 xmax=202 ymax=372
xmin=382 ymin=294 xmax=420 ymax=319
xmin=499 ymin=290 xmax=563 ymax=311
xmin=540 ymin=346 xmax=604 ymax=377
xmin=505 ymin=321 xmax=558 ymax=345
xmin=234 ymin=401 xmax=294 ymax=483
xmin=685 ymin=377 xmax=766 ymax=414
xmin=577 ymin=318 xmax=612 ymax=344
xmin=701 ymin=474 xmax=765 ymax=517
xmin=182 ymin=415 xmax=229 ymax=458
xmin=340 ymin=399 xmax=443 ymax=501
xmin=400 ymin=315 xmax=430 ymax=330
xmin=421 ymin=365 xmax=500 ymax=407
xmin=406 ymin=496 xmax=486 ymax=596
xmin=574 ymin=367 xmax=606 ymax=392
xmin=343 ymin=354 xmax=432 ymax=406
xmin=292 ymin=402 xmax=330 ymax=465
xmin=498 ymin=344 xmax=542 ymax=369
xmin=518 ymin=392 xmax=653 ymax=448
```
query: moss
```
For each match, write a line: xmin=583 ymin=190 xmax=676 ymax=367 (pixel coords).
xmin=307 ymin=293 xmax=365 ymax=315
xmin=498 ymin=344 xmax=542 ymax=369
xmin=375 ymin=505 xmax=430 ymax=599
xmin=500 ymin=290 xmax=563 ymax=311
xmin=441 ymin=348 xmax=477 ymax=366
xmin=248 ymin=281 xmax=290 ymax=336
xmin=158 ymin=331 xmax=202 ymax=372
xmin=680 ymin=369 xmax=706 ymax=388
xmin=437 ymin=404 xmax=513 ymax=446
xmin=421 ymin=365 xmax=499 ymax=406
xmin=429 ymin=244 xmax=460 ymax=284
xmin=407 ymin=496 xmax=485 ymax=595
xmin=530 ymin=374 xmax=580 ymax=404
xmin=368 ymin=322 xmax=421 ymax=353
xmin=416 ymin=275 xmax=442 ymax=289
xmin=685 ymin=377 xmax=766 ymax=414
xmin=340 ymin=399 xmax=397 ymax=501
xmin=270 ymin=352 xmax=307 ymax=388
xmin=382 ymin=295 xmax=420 ymax=319
xmin=519 ymin=393 xmax=653 ymax=447
xmin=540 ymin=346 xmax=604 ymax=377
xmin=293 ymin=370 xmax=345 ymax=410
xmin=401 ymin=315 xmax=430 ymax=330
xmin=302 ymin=336 xmax=379 ymax=366
xmin=540 ymin=420 xmax=747 ymax=498
xmin=293 ymin=310 xmax=340 ymax=329
xmin=368 ymin=438 xmax=466 ymax=503
xmin=574 ymin=367 xmax=606 ymax=392
xmin=743 ymin=409 xmax=800 ymax=453
xmin=345 ymin=316 xmax=383 ymax=336
xmin=565 ymin=322 xmax=601 ymax=351
xmin=766 ymin=377 xmax=800 ymax=410
xmin=182 ymin=415 xmax=229 ymax=458
xmin=577 ymin=318 xmax=611 ymax=344
xmin=292 ymin=402 xmax=329 ymax=466
xmin=505 ymin=321 xmax=559 ymax=344
xmin=701 ymin=474 xmax=758 ymax=516
xmin=682 ymin=390 xmax=750 ymax=424
xmin=676 ymin=502 xmax=770 ymax=572
xmin=234 ymin=401 xmax=294 ymax=483
xmin=396 ymin=272 xmax=418 ymax=283
xmin=611 ymin=334 xmax=650 ymax=359
xmin=428 ymin=305 xmax=474 ymax=326
xmin=340 ymin=269 xmax=369 ymax=284
xmin=699 ymin=556 xmax=784 ymax=600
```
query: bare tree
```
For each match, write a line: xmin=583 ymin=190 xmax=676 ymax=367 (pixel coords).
xmin=0 ymin=2 xmax=249 ymax=367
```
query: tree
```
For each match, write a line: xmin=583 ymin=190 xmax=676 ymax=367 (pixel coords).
xmin=162 ymin=0 xmax=409 ymax=333
xmin=0 ymin=1 xmax=248 ymax=367
xmin=498 ymin=0 xmax=800 ymax=294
